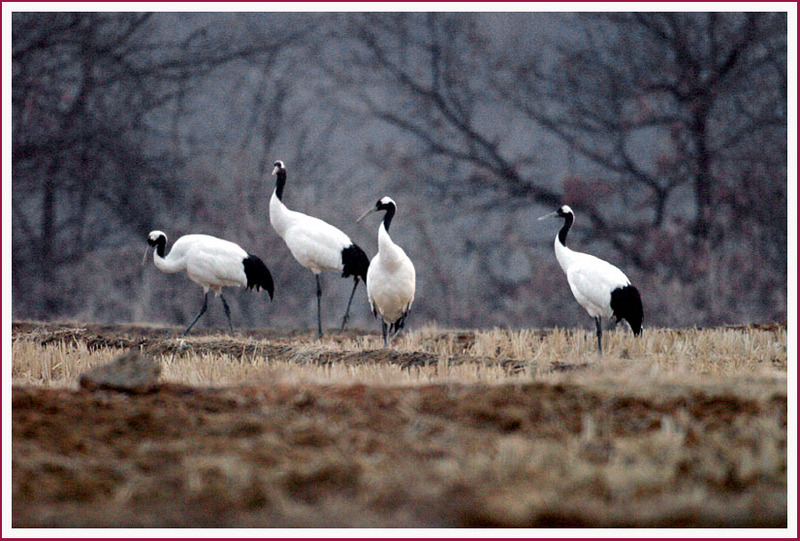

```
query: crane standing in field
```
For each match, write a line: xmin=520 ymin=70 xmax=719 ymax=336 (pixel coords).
xmin=357 ymin=197 xmax=416 ymax=347
xmin=269 ymin=160 xmax=370 ymax=337
xmin=538 ymin=205 xmax=643 ymax=355
xmin=144 ymin=231 xmax=274 ymax=336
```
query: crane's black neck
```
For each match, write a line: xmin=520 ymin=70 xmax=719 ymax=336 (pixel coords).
xmin=558 ymin=213 xmax=574 ymax=247
xmin=381 ymin=204 xmax=396 ymax=232
xmin=275 ymin=169 xmax=287 ymax=201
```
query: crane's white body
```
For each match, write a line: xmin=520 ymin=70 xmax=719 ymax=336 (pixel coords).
xmin=152 ymin=234 xmax=251 ymax=293
xmin=270 ymin=192 xmax=352 ymax=275
xmin=554 ymin=238 xmax=631 ymax=320
xmin=367 ymin=221 xmax=416 ymax=325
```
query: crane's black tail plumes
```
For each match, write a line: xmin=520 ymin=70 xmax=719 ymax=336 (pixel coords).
xmin=610 ymin=285 xmax=643 ymax=335
xmin=339 ymin=243 xmax=370 ymax=332
xmin=243 ymin=254 xmax=275 ymax=300
xmin=341 ymin=243 xmax=370 ymax=283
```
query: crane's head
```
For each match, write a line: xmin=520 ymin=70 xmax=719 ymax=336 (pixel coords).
xmin=147 ymin=230 xmax=167 ymax=246
xmin=537 ymin=205 xmax=574 ymax=221
xmin=357 ymin=196 xmax=396 ymax=223
xmin=358 ymin=196 xmax=399 ymax=231
xmin=376 ymin=196 xmax=396 ymax=213
xmin=272 ymin=161 xmax=285 ymax=176
xmin=143 ymin=231 xmax=167 ymax=264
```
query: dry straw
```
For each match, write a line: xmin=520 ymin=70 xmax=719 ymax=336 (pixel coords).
xmin=12 ymin=325 xmax=786 ymax=391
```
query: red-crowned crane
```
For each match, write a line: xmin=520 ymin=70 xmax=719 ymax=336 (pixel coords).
xmin=538 ymin=205 xmax=642 ymax=355
xmin=144 ymin=231 xmax=274 ymax=336
xmin=357 ymin=197 xmax=416 ymax=347
xmin=269 ymin=161 xmax=369 ymax=337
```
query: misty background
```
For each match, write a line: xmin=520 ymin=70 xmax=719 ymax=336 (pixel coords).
xmin=11 ymin=11 xmax=788 ymax=332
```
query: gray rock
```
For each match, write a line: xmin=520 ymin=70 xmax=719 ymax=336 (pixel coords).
xmin=79 ymin=349 xmax=161 ymax=393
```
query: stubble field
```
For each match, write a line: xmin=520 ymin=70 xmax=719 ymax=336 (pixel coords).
xmin=10 ymin=321 xmax=789 ymax=528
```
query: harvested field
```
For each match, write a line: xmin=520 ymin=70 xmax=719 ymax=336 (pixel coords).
xmin=10 ymin=321 xmax=789 ymax=529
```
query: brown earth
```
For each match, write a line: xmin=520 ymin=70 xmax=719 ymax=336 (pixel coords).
xmin=11 ymin=323 xmax=788 ymax=529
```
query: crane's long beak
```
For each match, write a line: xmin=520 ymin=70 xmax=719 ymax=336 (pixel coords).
xmin=357 ymin=207 xmax=377 ymax=223
xmin=142 ymin=245 xmax=151 ymax=266
xmin=271 ymin=165 xmax=279 ymax=176
xmin=537 ymin=211 xmax=559 ymax=221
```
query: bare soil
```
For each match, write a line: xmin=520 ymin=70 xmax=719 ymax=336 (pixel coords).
xmin=11 ymin=322 xmax=787 ymax=529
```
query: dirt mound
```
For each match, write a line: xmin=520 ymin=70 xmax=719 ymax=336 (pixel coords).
xmin=12 ymin=320 xmax=381 ymax=342
xmin=12 ymin=322 xmax=566 ymax=373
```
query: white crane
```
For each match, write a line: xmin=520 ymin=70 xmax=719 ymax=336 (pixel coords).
xmin=357 ymin=197 xmax=416 ymax=347
xmin=144 ymin=231 xmax=274 ymax=336
xmin=269 ymin=161 xmax=369 ymax=337
xmin=538 ymin=205 xmax=643 ymax=355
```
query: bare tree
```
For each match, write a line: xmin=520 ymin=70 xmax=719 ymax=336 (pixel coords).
xmin=502 ymin=13 xmax=787 ymax=323
xmin=328 ymin=12 xmax=787 ymax=326
xmin=12 ymin=12 xmax=786 ymax=329
xmin=501 ymin=13 xmax=786 ymax=256
xmin=12 ymin=12 xmax=301 ymax=322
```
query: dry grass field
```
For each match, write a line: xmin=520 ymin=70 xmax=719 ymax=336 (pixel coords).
xmin=10 ymin=321 xmax=789 ymax=529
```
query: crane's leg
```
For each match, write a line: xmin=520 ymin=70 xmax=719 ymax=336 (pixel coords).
xmin=388 ymin=315 xmax=408 ymax=347
xmin=381 ymin=320 xmax=388 ymax=348
xmin=388 ymin=328 xmax=402 ymax=347
xmin=315 ymin=274 xmax=323 ymax=338
xmin=340 ymin=277 xmax=360 ymax=332
xmin=184 ymin=292 xmax=209 ymax=336
xmin=595 ymin=316 xmax=603 ymax=356
xmin=220 ymin=293 xmax=234 ymax=335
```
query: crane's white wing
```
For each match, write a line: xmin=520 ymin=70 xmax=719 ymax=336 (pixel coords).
xmin=283 ymin=217 xmax=352 ymax=273
xmin=566 ymin=255 xmax=630 ymax=318
xmin=180 ymin=237 xmax=249 ymax=291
